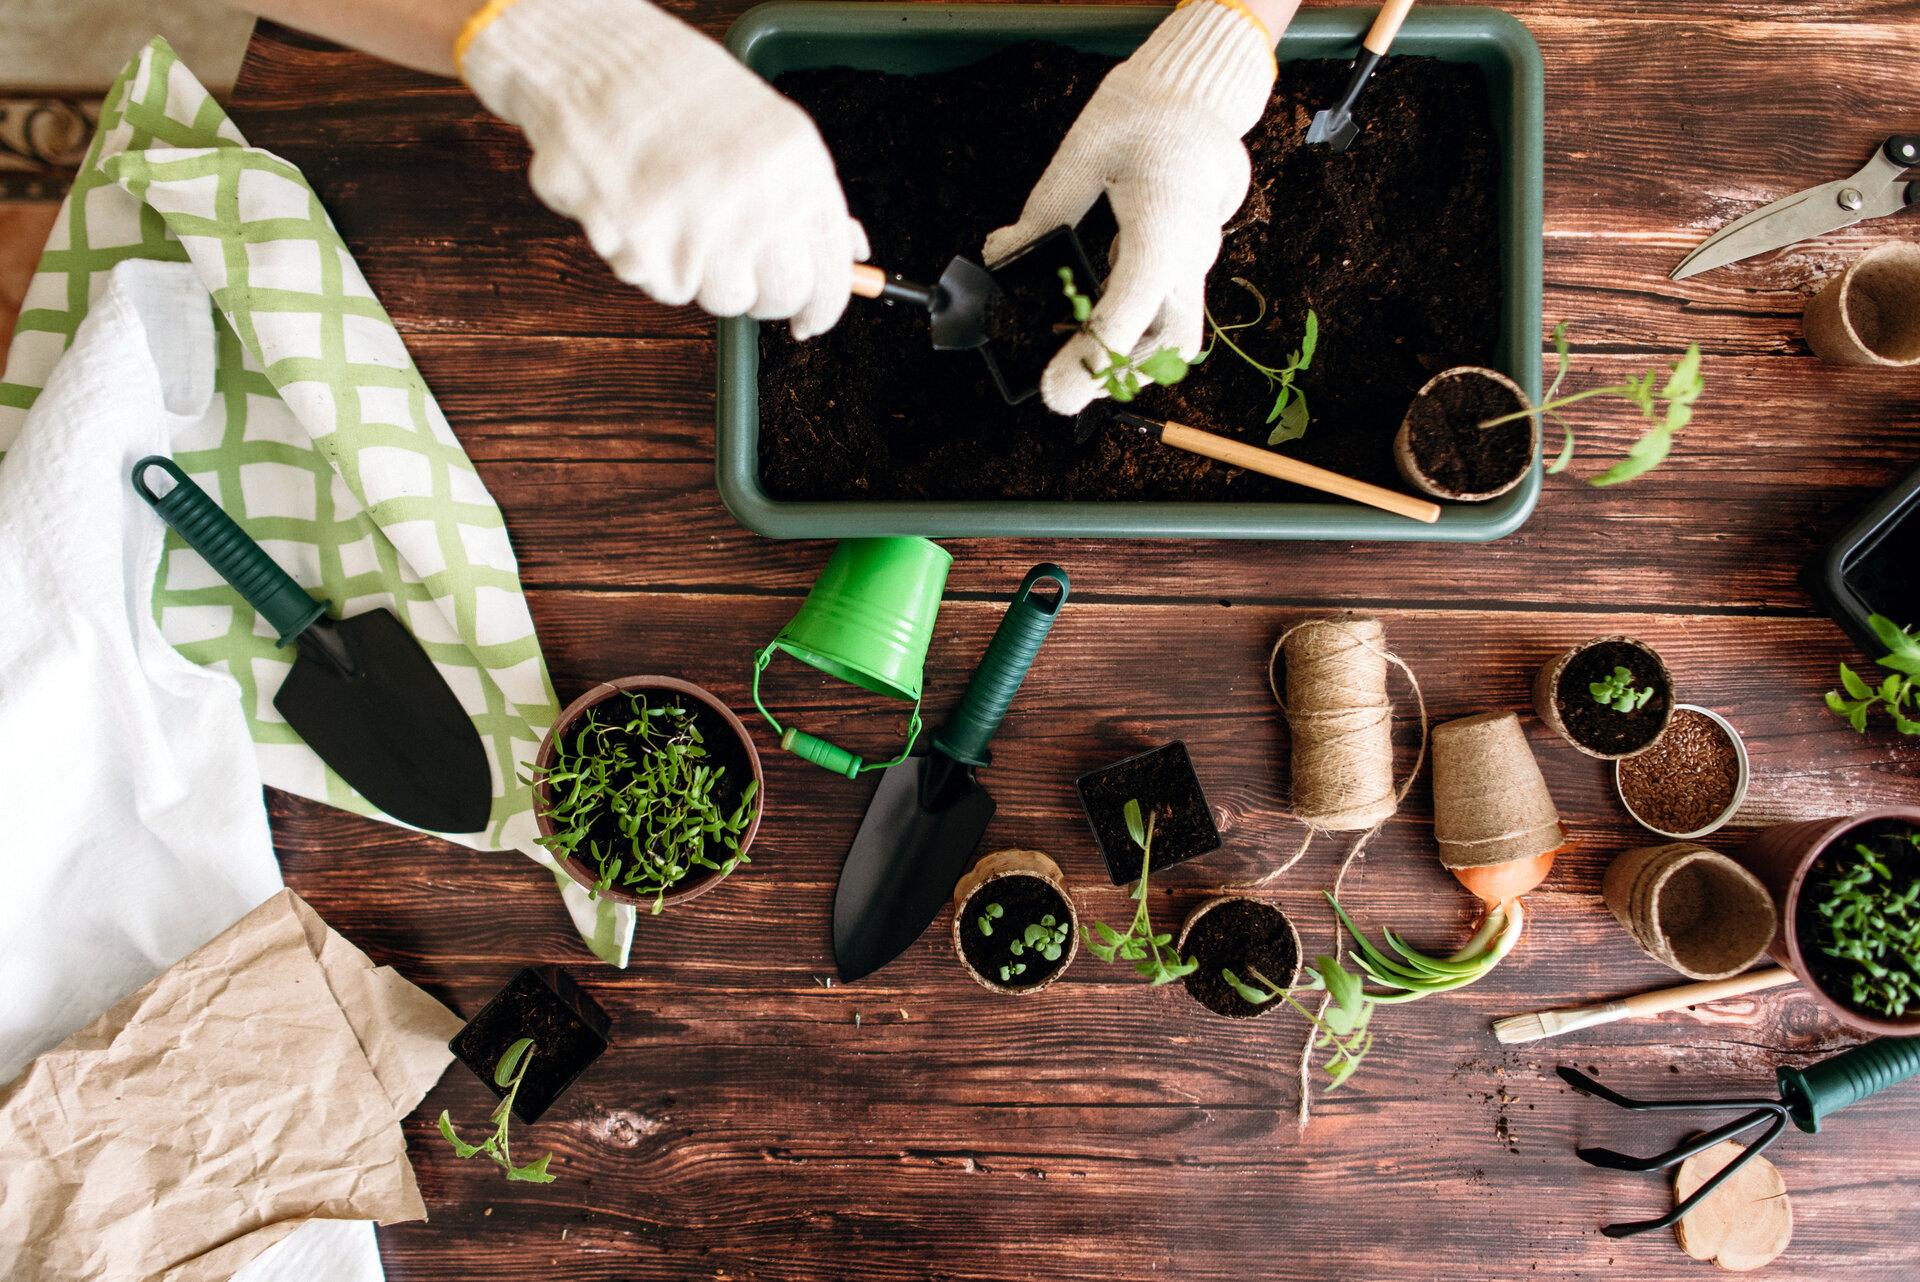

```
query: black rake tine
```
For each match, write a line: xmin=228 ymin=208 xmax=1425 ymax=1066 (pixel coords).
xmin=1576 ymin=1105 xmax=1780 ymax=1172
xmin=1556 ymin=1067 xmax=1780 ymax=1115
xmin=1597 ymin=1110 xmax=1790 ymax=1239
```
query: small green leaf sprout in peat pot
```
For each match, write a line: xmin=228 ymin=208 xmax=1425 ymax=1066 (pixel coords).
xmin=437 ymin=1037 xmax=557 ymax=1184
xmin=1057 ymin=267 xmax=1195 ymax=402
xmin=1807 ymin=829 xmax=1920 ymax=1019
xmin=974 ymin=902 xmax=1068 ymax=984
xmin=1827 ymin=615 xmax=1920 ymax=736
xmin=1203 ymin=278 xmax=1319 ymax=445
xmin=1084 ymin=799 xmax=1199 ymax=986
xmin=1590 ymin=664 xmax=1655 ymax=714
xmin=952 ymin=849 xmax=1079 ymax=994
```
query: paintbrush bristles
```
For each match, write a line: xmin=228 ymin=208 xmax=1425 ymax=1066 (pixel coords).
xmin=1492 ymin=1001 xmax=1629 ymax=1045
xmin=1491 ymin=1012 xmax=1550 ymax=1045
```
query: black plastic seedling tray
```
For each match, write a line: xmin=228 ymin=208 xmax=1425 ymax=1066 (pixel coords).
xmin=1076 ymin=740 xmax=1223 ymax=885
xmin=449 ymin=966 xmax=612 ymax=1124
xmin=1809 ymin=461 xmax=1920 ymax=656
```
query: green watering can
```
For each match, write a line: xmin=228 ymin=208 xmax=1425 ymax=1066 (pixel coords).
xmin=752 ymin=537 xmax=951 ymax=778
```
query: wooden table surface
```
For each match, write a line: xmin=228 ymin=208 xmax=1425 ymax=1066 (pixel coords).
xmin=230 ymin=4 xmax=1920 ymax=1278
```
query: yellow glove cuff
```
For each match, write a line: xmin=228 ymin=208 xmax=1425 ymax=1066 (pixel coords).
xmin=454 ymin=0 xmax=527 ymax=76
xmin=1176 ymin=0 xmax=1279 ymax=77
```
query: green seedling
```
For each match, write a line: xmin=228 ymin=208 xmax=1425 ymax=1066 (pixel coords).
xmin=1478 ymin=323 xmax=1705 ymax=485
xmin=1058 ymin=267 xmax=1197 ymax=402
xmin=1009 ymin=914 xmax=1069 ymax=963
xmin=976 ymin=902 xmax=1005 ymax=936
xmin=1084 ymin=799 xmax=1198 ymax=986
xmin=999 ymin=962 xmax=1027 ymax=983
xmin=1204 ymin=278 xmax=1319 ymax=445
xmin=1812 ymin=831 xmax=1920 ymax=1018
xmin=1828 ymin=615 xmax=1920 ymax=737
xmin=526 ymin=693 xmax=760 ymax=913
xmin=1589 ymin=665 xmax=1655 ymax=713
xmin=436 ymin=1037 xmax=556 ymax=1183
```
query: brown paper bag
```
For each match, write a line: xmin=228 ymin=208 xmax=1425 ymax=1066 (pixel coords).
xmin=0 ymin=889 xmax=462 ymax=1282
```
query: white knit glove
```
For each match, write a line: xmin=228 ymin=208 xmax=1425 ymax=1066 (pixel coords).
xmin=984 ymin=0 xmax=1276 ymax=414
xmin=461 ymin=0 xmax=866 ymax=338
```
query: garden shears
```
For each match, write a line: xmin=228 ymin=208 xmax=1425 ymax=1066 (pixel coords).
xmin=1672 ymin=134 xmax=1920 ymax=280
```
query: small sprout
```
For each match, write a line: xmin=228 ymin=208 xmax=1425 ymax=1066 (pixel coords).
xmin=1058 ymin=267 xmax=1195 ymax=402
xmin=1828 ymin=615 xmax=1920 ymax=737
xmin=976 ymin=902 xmax=1005 ymax=937
xmin=1084 ymin=798 xmax=1198 ymax=986
xmin=1202 ymin=279 xmax=1318 ymax=445
xmin=1811 ymin=834 xmax=1920 ymax=1018
xmin=1589 ymin=665 xmax=1655 ymax=713
xmin=437 ymin=1037 xmax=557 ymax=1183
xmin=999 ymin=962 xmax=1028 ymax=983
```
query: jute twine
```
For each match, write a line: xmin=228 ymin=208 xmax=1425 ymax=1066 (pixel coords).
xmin=1254 ymin=616 xmax=1428 ymax=1131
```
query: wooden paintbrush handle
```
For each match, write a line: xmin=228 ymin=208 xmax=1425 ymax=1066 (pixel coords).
xmin=1158 ymin=420 xmax=1442 ymax=523
xmin=1620 ymin=967 xmax=1797 ymax=1018
xmin=1365 ymin=0 xmax=1418 ymax=55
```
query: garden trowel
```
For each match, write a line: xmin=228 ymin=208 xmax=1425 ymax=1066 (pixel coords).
xmin=1307 ymin=0 xmax=1417 ymax=151
xmin=832 ymin=563 xmax=1070 ymax=982
xmin=132 ymin=456 xmax=493 ymax=834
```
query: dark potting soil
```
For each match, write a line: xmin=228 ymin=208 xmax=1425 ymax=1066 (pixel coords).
xmin=1619 ymin=709 xmax=1740 ymax=835
xmin=983 ymin=233 xmax=1089 ymax=400
xmin=1077 ymin=741 xmax=1222 ymax=885
xmin=450 ymin=967 xmax=611 ymax=1124
xmin=1555 ymin=641 xmax=1672 ymax=755
xmin=1796 ymin=822 xmax=1920 ymax=1020
xmin=959 ymin=874 xmax=1073 ymax=989
xmin=1405 ymin=372 xmax=1531 ymax=495
xmin=759 ymin=44 xmax=1502 ymax=501
xmin=1181 ymin=898 xmax=1301 ymax=1019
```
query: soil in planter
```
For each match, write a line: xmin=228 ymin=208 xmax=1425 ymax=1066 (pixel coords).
xmin=1182 ymin=899 xmax=1301 ymax=1018
xmin=450 ymin=968 xmax=611 ymax=1124
xmin=1619 ymin=709 xmax=1740 ymax=834
xmin=1796 ymin=821 xmax=1920 ymax=1020
xmin=1405 ymin=373 xmax=1531 ymax=495
xmin=983 ymin=234 xmax=1088 ymax=399
xmin=759 ymin=43 xmax=1502 ymax=501
xmin=1077 ymin=742 xmax=1222 ymax=884
xmin=959 ymin=875 xmax=1072 ymax=989
xmin=1555 ymin=641 xmax=1671 ymax=755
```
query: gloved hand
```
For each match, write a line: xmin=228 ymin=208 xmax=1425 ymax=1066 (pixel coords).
xmin=984 ymin=0 xmax=1276 ymax=414
xmin=460 ymin=0 xmax=866 ymax=338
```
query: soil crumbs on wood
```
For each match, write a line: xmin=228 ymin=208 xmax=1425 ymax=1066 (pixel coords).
xmin=1181 ymin=899 xmax=1300 ymax=1018
xmin=759 ymin=43 xmax=1502 ymax=501
xmin=959 ymin=874 xmax=1072 ymax=989
xmin=1555 ymin=641 xmax=1671 ymax=755
xmin=1405 ymin=372 xmax=1531 ymax=495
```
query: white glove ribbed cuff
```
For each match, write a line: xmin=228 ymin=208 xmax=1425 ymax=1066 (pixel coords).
xmin=462 ymin=0 xmax=692 ymax=131
xmin=1128 ymin=0 xmax=1278 ymax=136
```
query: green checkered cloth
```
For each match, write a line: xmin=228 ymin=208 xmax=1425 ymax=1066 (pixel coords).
xmin=0 ymin=38 xmax=633 ymax=966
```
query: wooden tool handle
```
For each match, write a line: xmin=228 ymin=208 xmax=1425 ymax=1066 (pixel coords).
xmin=1364 ymin=0 xmax=1417 ymax=55
xmin=850 ymin=262 xmax=888 ymax=298
xmin=1621 ymin=967 xmax=1797 ymax=1018
xmin=1158 ymin=420 xmax=1441 ymax=523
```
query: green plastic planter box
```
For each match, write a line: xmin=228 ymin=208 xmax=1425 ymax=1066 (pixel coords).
xmin=717 ymin=3 xmax=1544 ymax=541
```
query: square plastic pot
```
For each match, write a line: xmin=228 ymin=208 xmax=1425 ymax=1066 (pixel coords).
xmin=1808 ymin=460 xmax=1920 ymax=657
xmin=717 ymin=3 xmax=1544 ymax=542
xmin=449 ymin=966 xmax=612 ymax=1124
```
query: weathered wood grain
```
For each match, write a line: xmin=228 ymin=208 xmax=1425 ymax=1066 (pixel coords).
xmin=226 ymin=5 xmax=1920 ymax=1279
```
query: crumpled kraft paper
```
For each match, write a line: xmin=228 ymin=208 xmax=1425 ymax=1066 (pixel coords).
xmin=0 ymin=890 xmax=463 ymax=1281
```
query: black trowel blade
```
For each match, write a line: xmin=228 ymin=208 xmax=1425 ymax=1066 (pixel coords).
xmin=1307 ymin=109 xmax=1359 ymax=151
xmin=273 ymin=608 xmax=493 ymax=833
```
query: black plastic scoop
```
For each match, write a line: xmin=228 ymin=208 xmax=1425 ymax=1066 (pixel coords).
xmin=132 ymin=456 xmax=493 ymax=833
xmin=832 ymin=563 xmax=1069 ymax=982
xmin=851 ymin=226 xmax=1098 ymax=404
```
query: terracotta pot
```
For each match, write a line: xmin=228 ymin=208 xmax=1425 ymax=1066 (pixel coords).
xmin=533 ymin=675 xmax=764 ymax=909
xmin=1602 ymin=843 xmax=1776 ymax=981
xmin=1803 ymin=242 xmax=1920 ymax=368
xmin=1175 ymin=895 xmax=1302 ymax=1020
xmin=1393 ymin=366 xmax=1538 ymax=502
xmin=950 ymin=849 xmax=1078 ymax=995
xmin=1532 ymin=635 xmax=1675 ymax=760
xmin=1734 ymin=807 xmax=1920 ymax=1036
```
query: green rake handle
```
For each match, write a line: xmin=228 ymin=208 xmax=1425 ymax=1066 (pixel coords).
xmin=131 ymin=456 xmax=326 ymax=647
xmin=932 ymin=564 xmax=1069 ymax=768
xmin=1777 ymin=1037 xmax=1920 ymax=1133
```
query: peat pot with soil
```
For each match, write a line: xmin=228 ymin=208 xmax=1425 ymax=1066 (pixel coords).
xmin=951 ymin=849 xmax=1079 ymax=993
xmin=531 ymin=676 xmax=764 ymax=911
xmin=1533 ymin=635 xmax=1675 ymax=760
xmin=1736 ymin=807 xmax=1920 ymax=1036
xmin=1176 ymin=896 xmax=1302 ymax=1019
xmin=1077 ymin=742 xmax=1222 ymax=884
xmin=1394 ymin=366 xmax=1536 ymax=501
xmin=717 ymin=5 xmax=1545 ymax=541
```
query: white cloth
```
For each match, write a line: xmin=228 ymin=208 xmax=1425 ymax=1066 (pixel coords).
xmin=0 ymin=260 xmax=383 ymax=1282
xmin=463 ymin=0 xmax=868 ymax=338
xmin=984 ymin=0 xmax=1276 ymax=414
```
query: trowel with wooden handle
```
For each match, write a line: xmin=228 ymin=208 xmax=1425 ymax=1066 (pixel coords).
xmin=1307 ymin=0 xmax=1418 ymax=151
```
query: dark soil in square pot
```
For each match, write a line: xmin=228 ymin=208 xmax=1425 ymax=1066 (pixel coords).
xmin=1077 ymin=741 xmax=1222 ymax=885
xmin=450 ymin=966 xmax=611 ymax=1124
xmin=757 ymin=42 xmax=1502 ymax=502
xmin=1176 ymin=896 xmax=1302 ymax=1019
xmin=1533 ymin=636 xmax=1674 ymax=759
xmin=1394 ymin=366 xmax=1535 ymax=501
xmin=951 ymin=849 xmax=1078 ymax=994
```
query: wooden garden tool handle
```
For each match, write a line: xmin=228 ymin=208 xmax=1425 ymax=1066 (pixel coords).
xmin=851 ymin=263 xmax=888 ymax=298
xmin=1157 ymin=419 xmax=1442 ymax=524
xmin=850 ymin=262 xmax=940 ymax=310
xmin=1364 ymin=0 xmax=1418 ymax=55
xmin=1619 ymin=967 xmax=1797 ymax=1019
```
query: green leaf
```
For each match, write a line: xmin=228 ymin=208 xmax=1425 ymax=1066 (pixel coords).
xmin=437 ymin=1111 xmax=482 ymax=1159
xmin=1221 ymin=968 xmax=1278 ymax=1004
xmin=494 ymin=1037 xmax=535 ymax=1088
xmin=1841 ymin=663 xmax=1873 ymax=700
xmin=1588 ymin=428 xmax=1672 ymax=487
xmin=1123 ymin=799 xmax=1147 ymax=850
xmin=1544 ymin=321 xmax=1572 ymax=403
xmin=1267 ymin=394 xmax=1310 ymax=446
xmin=507 ymin=1152 xmax=557 ymax=1184
xmin=1315 ymin=954 xmax=1366 ymax=1024
xmin=1545 ymin=422 xmax=1576 ymax=474
xmin=1136 ymin=347 xmax=1191 ymax=384
xmin=1297 ymin=310 xmax=1319 ymax=368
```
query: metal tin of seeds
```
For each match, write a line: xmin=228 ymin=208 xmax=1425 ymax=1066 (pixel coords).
xmin=1614 ymin=704 xmax=1750 ymax=840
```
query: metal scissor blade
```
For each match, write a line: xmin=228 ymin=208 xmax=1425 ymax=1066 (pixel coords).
xmin=1673 ymin=149 xmax=1912 ymax=280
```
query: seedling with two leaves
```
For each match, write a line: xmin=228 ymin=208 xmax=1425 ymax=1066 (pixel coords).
xmin=1083 ymin=799 xmax=1198 ymax=987
xmin=976 ymin=902 xmax=1069 ymax=983
xmin=1590 ymin=665 xmax=1655 ymax=713
xmin=437 ymin=1037 xmax=556 ymax=1183
xmin=1828 ymin=614 xmax=1920 ymax=736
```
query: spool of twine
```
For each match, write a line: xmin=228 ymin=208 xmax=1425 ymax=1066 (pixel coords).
xmin=1432 ymin=711 xmax=1563 ymax=869
xmin=1603 ymin=843 xmax=1776 ymax=981
xmin=1279 ymin=616 xmax=1399 ymax=831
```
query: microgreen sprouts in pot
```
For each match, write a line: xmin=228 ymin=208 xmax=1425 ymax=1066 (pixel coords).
xmin=1828 ymin=615 xmax=1920 ymax=736
xmin=1084 ymin=799 xmax=1198 ymax=986
xmin=1478 ymin=323 xmax=1705 ymax=485
xmin=528 ymin=693 xmax=760 ymax=912
xmin=437 ymin=1038 xmax=557 ymax=1183
xmin=1590 ymin=665 xmax=1655 ymax=713
xmin=1810 ymin=831 xmax=1920 ymax=1017
xmin=1058 ymin=268 xmax=1193 ymax=402
xmin=976 ymin=902 xmax=1068 ymax=984
xmin=1204 ymin=278 xmax=1319 ymax=445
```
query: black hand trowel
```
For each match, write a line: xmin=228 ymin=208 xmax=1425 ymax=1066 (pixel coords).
xmin=832 ymin=563 xmax=1069 ymax=982
xmin=132 ymin=456 xmax=493 ymax=833
xmin=1306 ymin=0 xmax=1417 ymax=151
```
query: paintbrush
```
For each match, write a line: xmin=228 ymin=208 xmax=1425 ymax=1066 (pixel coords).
xmin=1492 ymin=967 xmax=1796 ymax=1045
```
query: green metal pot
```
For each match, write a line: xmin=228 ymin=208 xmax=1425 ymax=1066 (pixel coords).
xmin=719 ymin=3 xmax=1544 ymax=541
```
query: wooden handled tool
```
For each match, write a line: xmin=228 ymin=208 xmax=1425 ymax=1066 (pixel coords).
xmin=1492 ymin=967 xmax=1797 ymax=1045
xmin=1113 ymin=411 xmax=1441 ymax=523
xmin=1364 ymin=0 xmax=1417 ymax=55
xmin=1307 ymin=0 xmax=1418 ymax=150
